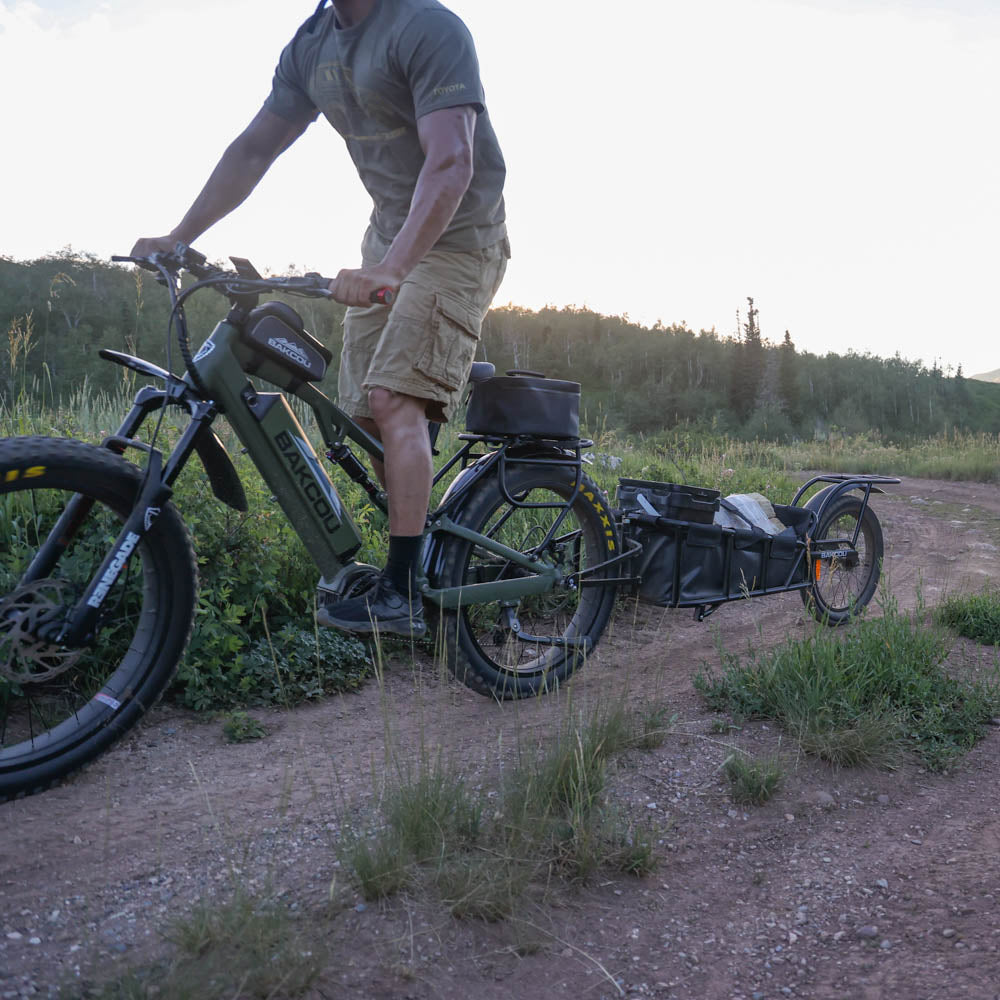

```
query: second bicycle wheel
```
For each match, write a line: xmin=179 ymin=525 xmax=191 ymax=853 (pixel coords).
xmin=802 ymin=494 xmax=884 ymax=625
xmin=0 ymin=437 xmax=197 ymax=800
xmin=437 ymin=463 xmax=619 ymax=699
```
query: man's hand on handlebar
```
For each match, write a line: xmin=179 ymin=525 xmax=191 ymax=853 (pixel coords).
xmin=130 ymin=235 xmax=186 ymax=260
xmin=328 ymin=264 xmax=399 ymax=308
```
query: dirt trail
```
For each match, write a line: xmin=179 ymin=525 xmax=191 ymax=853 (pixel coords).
xmin=2 ymin=477 xmax=1000 ymax=999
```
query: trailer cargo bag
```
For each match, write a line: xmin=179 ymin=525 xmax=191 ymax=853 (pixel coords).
xmin=619 ymin=485 xmax=812 ymax=608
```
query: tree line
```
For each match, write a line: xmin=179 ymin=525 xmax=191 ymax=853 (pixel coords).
xmin=2 ymin=251 xmax=997 ymax=441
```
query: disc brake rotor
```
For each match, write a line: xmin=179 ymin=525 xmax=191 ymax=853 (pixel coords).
xmin=0 ymin=580 xmax=83 ymax=684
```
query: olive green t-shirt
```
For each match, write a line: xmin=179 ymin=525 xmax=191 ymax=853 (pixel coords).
xmin=264 ymin=0 xmax=506 ymax=252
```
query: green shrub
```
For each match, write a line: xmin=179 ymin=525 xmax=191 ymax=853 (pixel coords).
xmin=160 ymin=453 xmax=375 ymax=710
xmin=176 ymin=621 xmax=371 ymax=711
xmin=696 ymin=594 xmax=1000 ymax=770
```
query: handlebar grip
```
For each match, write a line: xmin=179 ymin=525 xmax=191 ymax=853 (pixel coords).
xmin=370 ymin=287 xmax=394 ymax=306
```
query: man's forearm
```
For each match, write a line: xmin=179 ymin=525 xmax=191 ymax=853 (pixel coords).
xmin=169 ymin=140 xmax=275 ymax=244
xmin=380 ymin=157 xmax=473 ymax=278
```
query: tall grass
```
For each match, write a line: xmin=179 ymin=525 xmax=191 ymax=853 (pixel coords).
xmin=581 ymin=426 xmax=1000 ymax=498
xmin=781 ymin=429 xmax=1000 ymax=482
xmin=338 ymin=699 xmax=663 ymax=913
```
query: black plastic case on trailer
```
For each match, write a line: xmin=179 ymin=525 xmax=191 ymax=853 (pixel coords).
xmin=465 ymin=371 xmax=581 ymax=439
xmin=616 ymin=478 xmax=721 ymax=525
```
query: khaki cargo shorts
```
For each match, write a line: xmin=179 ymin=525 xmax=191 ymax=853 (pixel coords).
xmin=338 ymin=228 xmax=509 ymax=424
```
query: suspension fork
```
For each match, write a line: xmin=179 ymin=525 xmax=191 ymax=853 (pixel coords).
xmin=18 ymin=391 xmax=165 ymax=589
xmin=26 ymin=395 xmax=218 ymax=647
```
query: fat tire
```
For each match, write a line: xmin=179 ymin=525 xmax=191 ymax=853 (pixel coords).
xmin=437 ymin=464 xmax=619 ymax=699
xmin=802 ymin=495 xmax=883 ymax=626
xmin=0 ymin=437 xmax=197 ymax=800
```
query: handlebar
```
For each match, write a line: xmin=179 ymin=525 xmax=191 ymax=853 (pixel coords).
xmin=111 ymin=245 xmax=394 ymax=306
xmin=111 ymin=242 xmax=394 ymax=402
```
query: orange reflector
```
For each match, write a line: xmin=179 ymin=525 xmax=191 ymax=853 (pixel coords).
xmin=814 ymin=560 xmax=822 ymax=582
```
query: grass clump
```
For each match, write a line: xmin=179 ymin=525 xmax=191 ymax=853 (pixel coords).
xmin=339 ymin=701 xmax=664 ymax=918
xmin=71 ymin=890 xmax=324 ymax=999
xmin=340 ymin=755 xmax=482 ymax=901
xmin=695 ymin=593 xmax=1000 ymax=771
xmin=383 ymin=760 xmax=483 ymax=862
xmin=342 ymin=825 xmax=414 ymax=901
xmin=936 ymin=588 xmax=1000 ymax=646
xmin=722 ymin=752 xmax=784 ymax=806
xmin=633 ymin=699 xmax=675 ymax=750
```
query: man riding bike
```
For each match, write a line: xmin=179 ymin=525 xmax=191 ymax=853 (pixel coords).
xmin=131 ymin=0 xmax=508 ymax=637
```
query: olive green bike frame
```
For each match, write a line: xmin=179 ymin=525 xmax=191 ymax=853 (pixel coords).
xmin=182 ymin=319 xmax=565 ymax=607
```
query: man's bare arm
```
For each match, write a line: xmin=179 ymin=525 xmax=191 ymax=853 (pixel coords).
xmin=329 ymin=105 xmax=475 ymax=306
xmin=131 ymin=108 xmax=309 ymax=257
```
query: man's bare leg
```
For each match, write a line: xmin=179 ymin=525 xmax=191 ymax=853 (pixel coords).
xmin=317 ymin=387 xmax=432 ymax=635
xmin=366 ymin=387 xmax=433 ymax=536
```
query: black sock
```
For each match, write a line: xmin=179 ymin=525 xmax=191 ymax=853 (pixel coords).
xmin=386 ymin=535 xmax=422 ymax=595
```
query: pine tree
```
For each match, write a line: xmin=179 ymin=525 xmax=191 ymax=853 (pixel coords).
xmin=729 ymin=297 xmax=765 ymax=421
xmin=778 ymin=329 xmax=800 ymax=422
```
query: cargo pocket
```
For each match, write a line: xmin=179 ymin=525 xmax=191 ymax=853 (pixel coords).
xmin=414 ymin=292 xmax=481 ymax=391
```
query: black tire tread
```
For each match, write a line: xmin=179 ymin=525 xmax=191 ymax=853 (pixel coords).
xmin=801 ymin=494 xmax=883 ymax=626
xmin=438 ymin=464 xmax=619 ymax=700
xmin=0 ymin=436 xmax=198 ymax=801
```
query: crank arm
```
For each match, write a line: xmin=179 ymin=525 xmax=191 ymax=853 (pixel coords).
xmin=514 ymin=632 xmax=593 ymax=649
xmin=500 ymin=606 xmax=591 ymax=649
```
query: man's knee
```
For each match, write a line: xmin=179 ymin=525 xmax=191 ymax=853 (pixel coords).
xmin=368 ymin=387 xmax=426 ymax=429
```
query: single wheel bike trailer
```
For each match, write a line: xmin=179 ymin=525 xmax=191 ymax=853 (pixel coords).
xmin=615 ymin=472 xmax=898 ymax=625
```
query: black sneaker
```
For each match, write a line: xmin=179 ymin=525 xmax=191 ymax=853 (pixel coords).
xmin=317 ymin=574 xmax=426 ymax=638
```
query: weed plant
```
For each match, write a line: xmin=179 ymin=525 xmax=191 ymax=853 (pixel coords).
xmin=69 ymin=890 xmax=325 ymax=999
xmin=695 ymin=592 xmax=1000 ymax=770
xmin=722 ymin=751 xmax=784 ymax=806
xmin=935 ymin=588 xmax=1000 ymax=646
xmin=220 ymin=710 xmax=268 ymax=743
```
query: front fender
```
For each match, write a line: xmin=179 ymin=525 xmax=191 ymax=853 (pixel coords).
xmin=193 ymin=427 xmax=248 ymax=512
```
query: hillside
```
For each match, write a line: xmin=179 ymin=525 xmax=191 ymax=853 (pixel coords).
xmin=972 ymin=367 xmax=1000 ymax=383
xmin=5 ymin=251 xmax=1000 ymax=439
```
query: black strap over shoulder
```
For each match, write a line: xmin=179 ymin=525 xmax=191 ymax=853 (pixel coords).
xmin=306 ymin=0 xmax=329 ymax=33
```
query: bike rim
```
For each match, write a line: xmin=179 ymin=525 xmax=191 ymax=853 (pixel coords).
xmin=0 ymin=483 xmax=158 ymax=770
xmin=458 ymin=485 xmax=603 ymax=677
xmin=814 ymin=512 xmax=875 ymax=612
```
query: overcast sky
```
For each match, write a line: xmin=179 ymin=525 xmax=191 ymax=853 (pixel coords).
xmin=1 ymin=0 xmax=997 ymax=375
